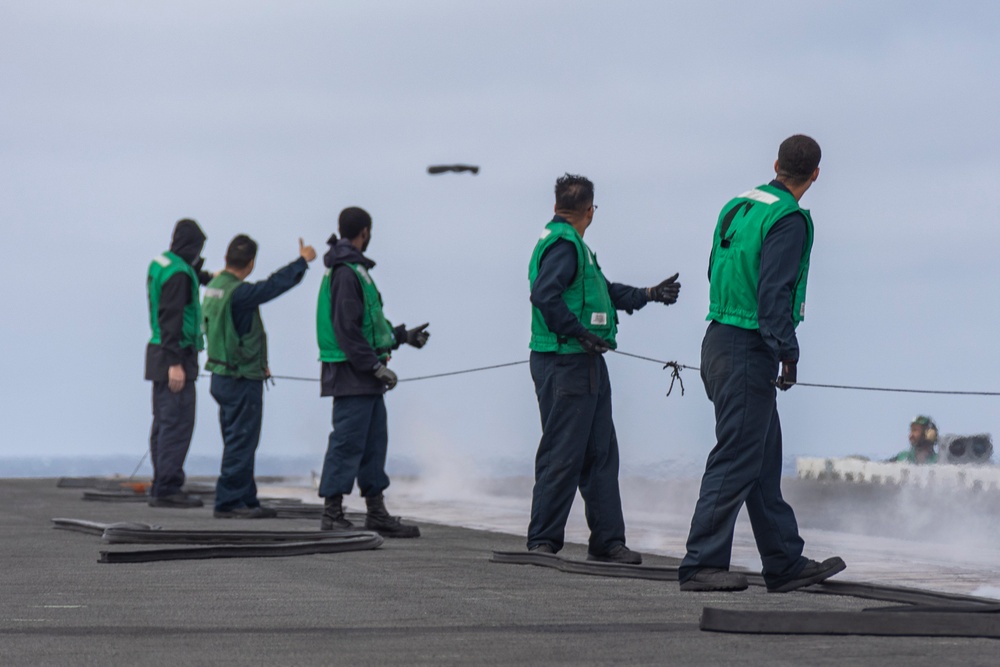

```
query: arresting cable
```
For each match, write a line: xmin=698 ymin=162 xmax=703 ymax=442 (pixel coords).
xmin=200 ymin=348 xmax=1000 ymax=398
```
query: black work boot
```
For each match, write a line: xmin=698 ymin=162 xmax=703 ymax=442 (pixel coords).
xmin=320 ymin=494 xmax=354 ymax=531
xmin=587 ymin=544 xmax=642 ymax=565
xmin=766 ymin=557 xmax=846 ymax=593
xmin=364 ymin=494 xmax=420 ymax=538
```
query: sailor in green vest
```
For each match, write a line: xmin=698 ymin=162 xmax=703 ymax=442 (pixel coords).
xmin=679 ymin=135 xmax=845 ymax=593
xmin=202 ymin=234 xmax=316 ymax=518
xmin=316 ymin=207 xmax=430 ymax=538
xmin=145 ymin=218 xmax=213 ymax=508
xmin=892 ymin=415 xmax=940 ymax=464
xmin=526 ymin=173 xmax=682 ymax=564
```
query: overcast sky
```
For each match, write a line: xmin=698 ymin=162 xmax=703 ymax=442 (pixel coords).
xmin=3 ymin=1 xmax=1000 ymax=478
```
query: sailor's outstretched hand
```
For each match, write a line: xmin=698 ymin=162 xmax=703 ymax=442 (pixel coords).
xmin=299 ymin=238 xmax=317 ymax=263
xmin=406 ymin=323 xmax=430 ymax=348
xmin=648 ymin=273 xmax=681 ymax=304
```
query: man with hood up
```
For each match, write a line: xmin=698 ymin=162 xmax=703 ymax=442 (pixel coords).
xmin=316 ymin=206 xmax=430 ymax=537
xmin=145 ymin=218 xmax=213 ymax=508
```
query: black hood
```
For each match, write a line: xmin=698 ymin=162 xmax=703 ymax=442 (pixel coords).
xmin=323 ymin=234 xmax=375 ymax=270
xmin=170 ymin=218 xmax=207 ymax=266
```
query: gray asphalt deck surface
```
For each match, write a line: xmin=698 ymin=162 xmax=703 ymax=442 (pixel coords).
xmin=2 ymin=479 xmax=996 ymax=666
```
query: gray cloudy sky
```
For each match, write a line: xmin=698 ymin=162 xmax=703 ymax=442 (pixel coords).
xmin=3 ymin=1 xmax=1000 ymax=477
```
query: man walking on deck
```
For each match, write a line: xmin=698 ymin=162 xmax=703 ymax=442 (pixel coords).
xmin=526 ymin=173 xmax=682 ymax=564
xmin=316 ymin=207 xmax=430 ymax=537
xmin=145 ymin=218 xmax=213 ymax=508
xmin=679 ymin=135 xmax=846 ymax=593
xmin=202 ymin=234 xmax=316 ymax=518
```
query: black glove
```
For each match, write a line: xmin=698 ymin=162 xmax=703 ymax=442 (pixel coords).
xmin=776 ymin=360 xmax=797 ymax=391
xmin=647 ymin=273 xmax=681 ymax=305
xmin=578 ymin=331 xmax=610 ymax=354
xmin=405 ymin=323 xmax=430 ymax=348
xmin=372 ymin=362 xmax=398 ymax=390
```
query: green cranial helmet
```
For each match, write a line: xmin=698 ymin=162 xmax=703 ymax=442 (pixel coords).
xmin=911 ymin=415 xmax=939 ymax=444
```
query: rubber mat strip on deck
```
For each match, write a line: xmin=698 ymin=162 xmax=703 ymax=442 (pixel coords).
xmin=700 ymin=607 xmax=1000 ymax=638
xmin=807 ymin=579 xmax=999 ymax=608
xmin=740 ymin=573 xmax=998 ymax=607
xmin=871 ymin=603 xmax=1000 ymax=613
xmin=57 ymin=477 xmax=128 ymax=490
xmin=490 ymin=550 xmax=678 ymax=581
xmin=255 ymin=505 xmax=368 ymax=521
xmin=258 ymin=502 xmax=325 ymax=519
xmin=99 ymin=534 xmax=384 ymax=563
xmin=52 ymin=518 xmax=161 ymax=536
xmin=81 ymin=490 xmax=150 ymax=502
xmin=101 ymin=526 xmax=378 ymax=545
xmin=52 ymin=518 xmax=378 ymax=545
xmin=491 ymin=550 xmax=1000 ymax=609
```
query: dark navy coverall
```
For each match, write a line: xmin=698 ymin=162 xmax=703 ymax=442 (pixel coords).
xmin=211 ymin=257 xmax=308 ymax=512
xmin=317 ymin=238 xmax=403 ymax=499
xmin=527 ymin=224 xmax=648 ymax=556
xmin=145 ymin=221 xmax=210 ymax=499
xmin=679 ymin=180 xmax=810 ymax=589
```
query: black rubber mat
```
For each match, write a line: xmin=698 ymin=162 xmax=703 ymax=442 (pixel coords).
xmin=103 ymin=526 xmax=377 ymax=544
xmin=490 ymin=550 xmax=678 ymax=581
xmin=52 ymin=518 xmax=377 ymax=544
xmin=81 ymin=490 xmax=149 ymax=502
xmin=866 ymin=603 xmax=1000 ymax=613
xmin=809 ymin=580 xmax=999 ymax=608
xmin=52 ymin=518 xmax=160 ymax=535
xmin=491 ymin=550 xmax=999 ymax=609
xmin=99 ymin=534 xmax=384 ymax=563
xmin=700 ymin=607 xmax=1000 ymax=638
xmin=57 ymin=477 xmax=129 ymax=490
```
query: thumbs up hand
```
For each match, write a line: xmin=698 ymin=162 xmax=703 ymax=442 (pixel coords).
xmin=299 ymin=238 xmax=317 ymax=262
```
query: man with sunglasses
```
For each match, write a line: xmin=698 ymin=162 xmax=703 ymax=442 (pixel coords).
xmin=526 ymin=173 xmax=681 ymax=564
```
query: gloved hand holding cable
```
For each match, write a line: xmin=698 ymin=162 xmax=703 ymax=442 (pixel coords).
xmin=373 ymin=362 xmax=398 ymax=390
xmin=775 ymin=360 xmax=796 ymax=391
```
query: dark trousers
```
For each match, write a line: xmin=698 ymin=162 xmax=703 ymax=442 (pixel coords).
xmin=210 ymin=374 xmax=264 ymax=512
xmin=318 ymin=395 xmax=390 ymax=498
xmin=679 ymin=322 xmax=807 ymax=587
xmin=149 ymin=380 xmax=196 ymax=498
xmin=527 ymin=351 xmax=626 ymax=556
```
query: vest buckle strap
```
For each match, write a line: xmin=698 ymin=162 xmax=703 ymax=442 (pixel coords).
xmin=207 ymin=357 xmax=238 ymax=371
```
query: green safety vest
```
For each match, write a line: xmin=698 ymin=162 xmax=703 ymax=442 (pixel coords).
xmin=894 ymin=449 xmax=939 ymax=464
xmin=316 ymin=263 xmax=396 ymax=363
xmin=707 ymin=184 xmax=814 ymax=330
xmin=147 ymin=250 xmax=204 ymax=351
xmin=202 ymin=271 xmax=268 ymax=380
xmin=528 ymin=221 xmax=617 ymax=354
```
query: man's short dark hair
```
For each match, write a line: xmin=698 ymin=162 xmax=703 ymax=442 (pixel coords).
xmin=554 ymin=173 xmax=594 ymax=212
xmin=339 ymin=207 xmax=372 ymax=240
xmin=226 ymin=234 xmax=258 ymax=269
xmin=777 ymin=135 xmax=822 ymax=185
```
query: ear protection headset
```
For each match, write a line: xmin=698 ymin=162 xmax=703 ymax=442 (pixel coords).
xmin=911 ymin=415 xmax=938 ymax=444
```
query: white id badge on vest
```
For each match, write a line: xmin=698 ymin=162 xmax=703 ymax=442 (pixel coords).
xmin=591 ymin=312 xmax=608 ymax=326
